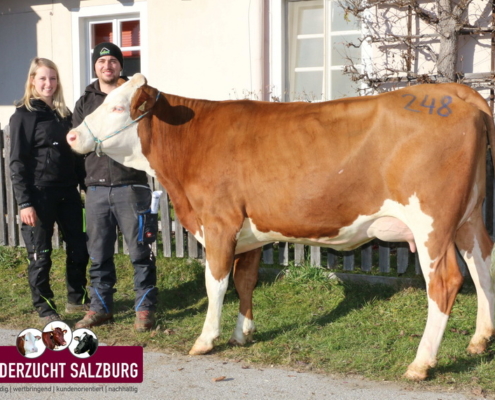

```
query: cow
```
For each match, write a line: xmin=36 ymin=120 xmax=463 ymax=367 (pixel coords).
xmin=16 ymin=332 xmax=41 ymax=356
xmin=73 ymin=332 xmax=98 ymax=356
xmin=67 ymin=73 xmax=495 ymax=381
xmin=42 ymin=326 xmax=67 ymax=350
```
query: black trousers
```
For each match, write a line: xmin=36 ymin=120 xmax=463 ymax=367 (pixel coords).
xmin=21 ymin=186 xmax=89 ymax=317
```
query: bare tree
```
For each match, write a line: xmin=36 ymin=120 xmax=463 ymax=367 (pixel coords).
xmin=339 ymin=0 xmax=494 ymax=91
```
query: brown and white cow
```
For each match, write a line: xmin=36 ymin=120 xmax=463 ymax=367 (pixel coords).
xmin=42 ymin=326 xmax=67 ymax=350
xmin=16 ymin=332 xmax=41 ymax=356
xmin=67 ymin=73 xmax=495 ymax=380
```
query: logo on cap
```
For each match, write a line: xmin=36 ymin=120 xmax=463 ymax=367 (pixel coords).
xmin=99 ymin=47 xmax=111 ymax=56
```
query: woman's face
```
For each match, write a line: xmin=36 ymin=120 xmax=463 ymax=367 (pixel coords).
xmin=31 ymin=66 xmax=57 ymax=104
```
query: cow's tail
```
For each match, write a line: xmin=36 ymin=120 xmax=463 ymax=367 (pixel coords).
xmin=458 ymin=86 xmax=495 ymax=170
xmin=483 ymin=112 xmax=495 ymax=170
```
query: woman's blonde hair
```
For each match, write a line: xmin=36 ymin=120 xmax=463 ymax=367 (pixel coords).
xmin=16 ymin=57 xmax=70 ymax=118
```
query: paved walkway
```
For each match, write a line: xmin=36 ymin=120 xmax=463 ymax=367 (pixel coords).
xmin=0 ymin=328 xmax=481 ymax=399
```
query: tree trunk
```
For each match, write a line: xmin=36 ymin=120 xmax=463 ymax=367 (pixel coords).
xmin=436 ymin=0 xmax=458 ymax=82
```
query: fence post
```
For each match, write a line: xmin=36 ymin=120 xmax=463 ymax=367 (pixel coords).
xmin=310 ymin=246 xmax=320 ymax=266
xmin=378 ymin=241 xmax=390 ymax=273
xmin=0 ymin=125 xmax=7 ymax=245
xmin=278 ymin=242 xmax=289 ymax=266
xmin=188 ymin=232 xmax=199 ymax=258
xmin=397 ymin=243 xmax=409 ymax=274
xmin=327 ymin=248 xmax=339 ymax=269
xmin=294 ymin=243 xmax=304 ymax=265
xmin=159 ymin=185 xmax=172 ymax=257
xmin=343 ymin=251 xmax=354 ymax=271
xmin=4 ymin=125 xmax=19 ymax=246
xmin=175 ymin=220 xmax=185 ymax=258
xmin=360 ymin=242 xmax=372 ymax=272
xmin=263 ymin=243 xmax=273 ymax=264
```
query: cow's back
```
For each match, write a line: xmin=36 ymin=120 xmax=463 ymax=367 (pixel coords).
xmin=162 ymin=83 xmax=488 ymax=241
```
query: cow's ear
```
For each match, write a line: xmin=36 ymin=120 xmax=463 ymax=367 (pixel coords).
xmin=74 ymin=336 xmax=80 ymax=341
xmin=130 ymin=86 xmax=159 ymax=119
xmin=130 ymin=73 xmax=147 ymax=87
xmin=63 ymin=330 xmax=67 ymax=334
xmin=35 ymin=336 xmax=41 ymax=341
xmin=117 ymin=78 xmax=127 ymax=87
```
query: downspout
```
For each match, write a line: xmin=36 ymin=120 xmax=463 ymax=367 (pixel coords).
xmin=263 ymin=0 xmax=270 ymax=101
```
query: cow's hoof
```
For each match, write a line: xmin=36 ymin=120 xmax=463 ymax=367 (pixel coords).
xmin=467 ymin=339 xmax=488 ymax=355
xmin=403 ymin=366 xmax=428 ymax=381
xmin=228 ymin=337 xmax=245 ymax=347
xmin=189 ymin=341 xmax=214 ymax=355
xmin=228 ymin=331 xmax=253 ymax=346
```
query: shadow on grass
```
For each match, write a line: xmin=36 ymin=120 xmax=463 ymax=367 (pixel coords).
xmin=238 ymin=280 xmax=399 ymax=346
xmin=430 ymin=348 xmax=495 ymax=380
xmin=154 ymin=265 xmax=209 ymax=321
xmin=313 ymin=282 xmax=397 ymax=325
xmin=158 ymin=266 xmax=281 ymax=323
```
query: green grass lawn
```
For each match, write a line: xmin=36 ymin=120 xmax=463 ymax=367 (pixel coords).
xmin=1 ymin=246 xmax=494 ymax=396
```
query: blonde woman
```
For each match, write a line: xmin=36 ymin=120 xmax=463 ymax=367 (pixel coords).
xmin=9 ymin=57 xmax=89 ymax=325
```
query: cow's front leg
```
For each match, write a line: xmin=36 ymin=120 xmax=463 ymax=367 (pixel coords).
xmin=229 ymin=248 xmax=261 ymax=346
xmin=189 ymin=227 xmax=235 ymax=355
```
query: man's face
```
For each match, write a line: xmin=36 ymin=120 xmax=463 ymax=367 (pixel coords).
xmin=94 ymin=55 xmax=122 ymax=85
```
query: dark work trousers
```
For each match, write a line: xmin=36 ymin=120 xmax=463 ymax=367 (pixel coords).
xmin=85 ymin=185 xmax=157 ymax=314
xmin=21 ymin=186 xmax=89 ymax=317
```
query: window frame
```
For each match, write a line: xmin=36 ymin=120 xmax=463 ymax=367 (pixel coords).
xmin=288 ymin=0 xmax=325 ymax=101
xmin=270 ymin=0 xmax=369 ymax=101
xmin=71 ymin=2 xmax=148 ymax=101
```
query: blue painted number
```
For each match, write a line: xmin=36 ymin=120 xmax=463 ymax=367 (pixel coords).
xmin=402 ymin=94 xmax=420 ymax=113
xmin=437 ymin=96 xmax=453 ymax=117
xmin=402 ymin=94 xmax=453 ymax=117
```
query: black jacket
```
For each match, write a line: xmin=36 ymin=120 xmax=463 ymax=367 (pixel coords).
xmin=72 ymin=79 xmax=148 ymax=187
xmin=9 ymin=100 xmax=84 ymax=207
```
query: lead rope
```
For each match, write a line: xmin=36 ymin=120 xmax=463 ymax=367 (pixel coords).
xmin=85 ymin=91 xmax=161 ymax=157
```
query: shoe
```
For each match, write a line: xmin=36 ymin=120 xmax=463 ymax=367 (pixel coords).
xmin=75 ymin=311 xmax=114 ymax=329
xmin=65 ymin=303 xmax=90 ymax=314
xmin=40 ymin=313 xmax=62 ymax=326
xmin=134 ymin=310 xmax=156 ymax=332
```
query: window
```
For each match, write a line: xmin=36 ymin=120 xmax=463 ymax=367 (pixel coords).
xmin=284 ymin=0 xmax=363 ymax=101
xmin=71 ymin=3 xmax=148 ymax=100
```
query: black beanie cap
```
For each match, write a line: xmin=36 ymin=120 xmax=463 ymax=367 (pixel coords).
xmin=92 ymin=42 xmax=124 ymax=69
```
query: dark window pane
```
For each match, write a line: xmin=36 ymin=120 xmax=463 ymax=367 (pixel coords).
xmin=92 ymin=23 xmax=113 ymax=47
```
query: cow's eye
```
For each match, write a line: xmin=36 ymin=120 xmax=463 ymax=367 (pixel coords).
xmin=113 ymin=106 xmax=125 ymax=113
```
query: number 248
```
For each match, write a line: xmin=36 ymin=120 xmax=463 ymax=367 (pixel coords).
xmin=402 ymin=94 xmax=453 ymax=117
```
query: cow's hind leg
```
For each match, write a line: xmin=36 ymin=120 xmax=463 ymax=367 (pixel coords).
xmin=189 ymin=226 xmax=236 ymax=355
xmin=404 ymin=242 xmax=463 ymax=381
xmin=456 ymin=212 xmax=495 ymax=354
xmin=229 ymin=248 xmax=261 ymax=346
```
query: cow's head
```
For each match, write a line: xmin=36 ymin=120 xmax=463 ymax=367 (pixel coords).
xmin=50 ymin=327 xmax=67 ymax=346
xmin=18 ymin=332 xmax=41 ymax=355
xmin=74 ymin=333 xmax=97 ymax=355
xmin=67 ymin=73 xmax=159 ymax=176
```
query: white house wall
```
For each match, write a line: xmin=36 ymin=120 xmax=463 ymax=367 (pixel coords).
xmin=147 ymin=0 xmax=265 ymax=101
xmin=0 ymin=1 xmax=76 ymax=128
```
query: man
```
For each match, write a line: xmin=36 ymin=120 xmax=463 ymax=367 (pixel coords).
xmin=72 ymin=42 xmax=157 ymax=332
